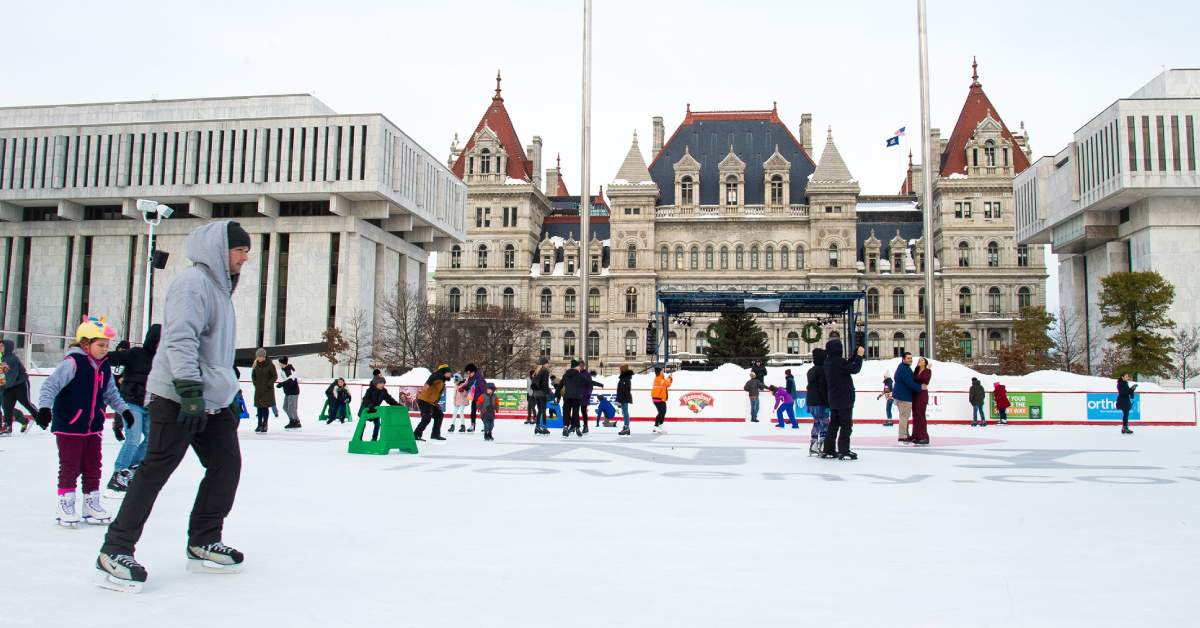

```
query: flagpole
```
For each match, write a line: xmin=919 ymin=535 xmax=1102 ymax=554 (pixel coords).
xmin=917 ymin=0 xmax=936 ymax=360
xmin=579 ymin=0 xmax=592 ymax=367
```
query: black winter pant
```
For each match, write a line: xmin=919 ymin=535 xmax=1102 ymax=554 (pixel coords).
xmin=102 ymin=397 xmax=241 ymax=554
xmin=2 ymin=383 xmax=37 ymax=426
xmin=563 ymin=399 xmax=582 ymax=431
xmin=1122 ymin=408 xmax=1130 ymax=430
xmin=531 ymin=396 xmax=548 ymax=428
xmin=413 ymin=400 xmax=444 ymax=438
xmin=823 ymin=407 xmax=854 ymax=455
xmin=653 ymin=401 xmax=667 ymax=426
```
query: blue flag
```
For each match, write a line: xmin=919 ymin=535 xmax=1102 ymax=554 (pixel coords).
xmin=886 ymin=136 xmax=900 ymax=147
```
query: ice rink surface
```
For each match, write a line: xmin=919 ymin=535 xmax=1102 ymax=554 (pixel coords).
xmin=2 ymin=421 xmax=1197 ymax=628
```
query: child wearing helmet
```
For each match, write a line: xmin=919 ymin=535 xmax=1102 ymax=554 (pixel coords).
xmin=36 ymin=315 xmax=135 ymax=528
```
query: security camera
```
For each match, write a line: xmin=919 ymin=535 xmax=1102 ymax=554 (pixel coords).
xmin=136 ymin=199 xmax=159 ymax=212
xmin=158 ymin=205 xmax=174 ymax=219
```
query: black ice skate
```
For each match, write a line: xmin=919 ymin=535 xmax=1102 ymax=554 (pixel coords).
xmin=187 ymin=542 xmax=244 ymax=574
xmin=838 ymin=451 xmax=859 ymax=460
xmin=819 ymin=452 xmax=838 ymax=459
xmin=96 ymin=552 xmax=148 ymax=593
xmin=105 ymin=471 xmax=129 ymax=499
xmin=618 ymin=427 xmax=631 ymax=436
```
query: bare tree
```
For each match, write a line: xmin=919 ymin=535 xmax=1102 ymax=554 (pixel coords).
xmin=319 ymin=327 xmax=349 ymax=377
xmin=338 ymin=309 xmax=373 ymax=379
xmin=375 ymin=283 xmax=433 ymax=373
xmin=1169 ymin=325 xmax=1200 ymax=388
xmin=1051 ymin=305 xmax=1087 ymax=374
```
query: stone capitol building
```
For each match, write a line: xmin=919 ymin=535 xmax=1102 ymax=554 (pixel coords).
xmin=435 ymin=65 xmax=1048 ymax=373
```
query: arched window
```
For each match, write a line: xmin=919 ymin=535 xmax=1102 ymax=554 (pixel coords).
xmin=627 ymin=242 xmax=637 ymax=269
xmin=625 ymin=287 xmax=638 ymax=315
xmin=720 ymin=246 xmax=730 ymax=269
xmin=624 ymin=330 xmax=638 ymax=357
xmin=705 ymin=245 xmax=714 ymax=269
xmin=892 ymin=288 xmax=906 ymax=317
xmin=918 ymin=287 xmax=926 ymax=316
xmin=796 ymin=246 xmax=805 ymax=269
xmin=563 ymin=330 xmax=576 ymax=358
xmin=960 ymin=331 xmax=974 ymax=359
xmin=1017 ymin=244 xmax=1030 ymax=267
xmin=675 ymin=245 xmax=684 ymax=270
xmin=695 ymin=332 xmax=707 ymax=355
xmin=989 ymin=330 xmax=1004 ymax=353
xmin=787 ymin=331 xmax=800 ymax=355
xmin=988 ymin=287 xmax=1002 ymax=314
xmin=867 ymin=331 xmax=880 ymax=358
xmin=660 ymin=245 xmax=669 ymax=270
xmin=958 ymin=242 xmax=970 ymax=267
xmin=984 ymin=140 xmax=996 ymax=167
xmin=828 ymin=243 xmax=839 ymax=268
xmin=539 ymin=331 xmax=552 ymax=357
xmin=587 ymin=330 xmax=600 ymax=358
xmin=866 ymin=288 xmax=880 ymax=316
xmin=892 ymin=332 xmax=906 ymax=357
xmin=725 ymin=175 xmax=738 ymax=206
xmin=780 ymin=245 xmax=790 ymax=270
xmin=680 ymin=176 xmax=694 ymax=206
xmin=919 ymin=331 xmax=926 ymax=355
xmin=770 ymin=174 xmax=785 ymax=205
xmin=502 ymin=287 xmax=515 ymax=310
xmin=474 ymin=287 xmax=488 ymax=310
xmin=504 ymin=244 xmax=515 ymax=269
xmin=750 ymin=245 xmax=760 ymax=269
xmin=987 ymin=241 xmax=999 ymax=267
xmin=588 ymin=287 xmax=600 ymax=315
xmin=477 ymin=244 xmax=489 ymax=268
xmin=959 ymin=287 xmax=972 ymax=315
xmin=480 ymin=148 xmax=491 ymax=174
xmin=668 ymin=331 xmax=678 ymax=354
xmin=449 ymin=245 xmax=462 ymax=269
xmin=448 ymin=287 xmax=461 ymax=313
xmin=564 ymin=288 xmax=577 ymax=316
xmin=540 ymin=288 xmax=552 ymax=315
xmin=735 ymin=245 xmax=745 ymax=269
xmin=690 ymin=246 xmax=700 ymax=270
xmin=1018 ymin=286 xmax=1032 ymax=310
xmin=765 ymin=245 xmax=775 ymax=270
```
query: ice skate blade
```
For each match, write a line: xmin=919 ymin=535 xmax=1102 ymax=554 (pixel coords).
xmin=104 ymin=490 xmax=126 ymax=500
xmin=57 ymin=519 xmax=78 ymax=528
xmin=187 ymin=559 xmax=243 ymax=574
xmin=95 ymin=570 xmax=144 ymax=593
xmin=83 ymin=516 xmax=111 ymax=525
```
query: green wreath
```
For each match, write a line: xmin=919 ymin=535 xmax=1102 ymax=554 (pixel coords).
xmin=801 ymin=321 xmax=823 ymax=344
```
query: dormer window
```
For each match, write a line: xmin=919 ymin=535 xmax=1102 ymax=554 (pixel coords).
xmin=725 ymin=175 xmax=738 ymax=206
xmin=480 ymin=148 xmax=492 ymax=174
xmin=770 ymin=175 xmax=784 ymax=205
xmin=681 ymin=176 xmax=694 ymax=206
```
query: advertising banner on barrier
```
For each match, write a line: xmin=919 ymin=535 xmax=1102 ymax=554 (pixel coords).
xmin=1086 ymin=393 xmax=1140 ymax=421
xmin=990 ymin=392 xmax=1043 ymax=420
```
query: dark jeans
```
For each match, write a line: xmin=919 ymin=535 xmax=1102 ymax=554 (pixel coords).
xmin=1122 ymin=408 xmax=1130 ymax=429
xmin=563 ymin=398 xmax=582 ymax=430
xmin=998 ymin=408 xmax=1007 ymax=422
xmin=972 ymin=404 xmax=986 ymax=424
xmin=102 ymin=397 xmax=241 ymax=554
xmin=531 ymin=396 xmax=548 ymax=428
xmin=327 ymin=400 xmax=348 ymax=423
xmin=470 ymin=397 xmax=477 ymax=426
xmin=653 ymin=401 xmax=667 ymax=426
xmin=822 ymin=407 xmax=854 ymax=455
xmin=3 ymin=383 xmax=37 ymax=426
xmin=256 ymin=406 xmax=269 ymax=430
xmin=57 ymin=433 xmax=103 ymax=494
xmin=413 ymin=400 xmax=444 ymax=438
xmin=483 ymin=415 xmax=495 ymax=434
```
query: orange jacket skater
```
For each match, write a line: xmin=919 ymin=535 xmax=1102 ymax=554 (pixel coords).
xmin=650 ymin=366 xmax=673 ymax=432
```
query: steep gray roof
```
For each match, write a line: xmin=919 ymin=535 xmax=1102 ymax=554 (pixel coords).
xmin=612 ymin=132 xmax=654 ymax=184
xmin=810 ymin=128 xmax=855 ymax=183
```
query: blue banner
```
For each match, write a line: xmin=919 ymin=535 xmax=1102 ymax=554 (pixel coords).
xmin=1086 ymin=393 xmax=1139 ymax=421
xmin=792 ymin=392 xmax=812 ymax=418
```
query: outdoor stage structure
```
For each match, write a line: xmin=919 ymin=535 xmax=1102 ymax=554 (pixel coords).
xmin=650 ymin=290 xmax=868 ymax=367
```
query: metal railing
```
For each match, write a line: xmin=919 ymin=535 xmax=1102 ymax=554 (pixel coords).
xmin=655 ymin=204 xmax=810 ymax=219
xmin=0 ymin=330 xmax=78 ymax=372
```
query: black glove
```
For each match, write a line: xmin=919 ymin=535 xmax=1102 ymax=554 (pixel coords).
xmin=113 ymin=420 xmax=125 ymax=441
xmin=122 ymin=410 xmax=135 ymax=428
xmin=36 ymin=407 xmax=52 ymax=430
xmin=173 ymin=379 xmax=207 ymax=433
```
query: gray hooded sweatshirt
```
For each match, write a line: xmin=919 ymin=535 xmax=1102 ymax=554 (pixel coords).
xmin=145 ymin=221 xmax=241 ymax=412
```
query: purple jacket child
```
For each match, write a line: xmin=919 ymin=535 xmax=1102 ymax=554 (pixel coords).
xmin=769 ymin=385 xmax=798 ymax=429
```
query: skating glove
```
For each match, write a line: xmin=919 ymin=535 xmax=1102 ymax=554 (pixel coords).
xmin=113 ymin=419 xmax=125 ymax=442
xmin=121 ymin=409 xmax=135 ymax=428
xmin=36 ymin=407 xmax=52 ymax=430
xmin=173 ymin=379 xmax=207 ymax=433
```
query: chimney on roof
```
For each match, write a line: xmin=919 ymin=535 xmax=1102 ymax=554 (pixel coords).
xmin=799 ymin=113 xmax=813 ymax=153
xmin=528 ymin=136 xmax=543 ymax=190
xmin=651 ymin=116 xmax=664 ymax=161
xmin=545 ymin=166 xmax=560 ymax=197
xmin=929 ymin=127 xmax=943 ymax=163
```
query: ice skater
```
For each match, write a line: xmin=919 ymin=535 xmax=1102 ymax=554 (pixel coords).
xmin=820 ymin=338 xmax=864 ymax=460
xmin=878 ymin=376 xmax=894 ymax=426
xmin=969 ymin=377 xmax=986 ymax=426
xmin=892 ymin=353 xmax=918 ymax=442
xmin=993 ymin=382 xmax=1010 ymax=424
xmin=744 ymin=371 xmax=765 ymax=423
xmin=584 ymin=365 xmax=603 ymax=431
xmin=99 ymin=220 xmax=253 ymax=592
xmin=1117 ymin=373 xmax=1137 ymax=434
xmin=651 ymin=366 xmax=673 ymax=433
xmin=806 ymin=348 xmax=829 ymax=456
xmin=616 ymin=364 xmax=633 ymax=436
xmin=250 ymin=349 xmax=276 ymax=433
xmin=2 ymin=339 xmax=38 ymax=434
xmin=462 ymin=363 xmax=486 ymax=433
xmin=324 ymin=378 xmax=352 ymax=424
xmin=559 ymin=360 xmax=585 ymax=437
xmin=276 ymin=356 xmax=301 ymax=430
xmin=530 ymin=357 xmax=551 ymax=435
xmin=37 ymin=316 xmax=134 ymax=528
xmin=362 ymin=378 xmax=400 ymax=440
xmin=103 ymin=324 xmax=161 ymax=497
xmin=477 ymin=382 xmax=498 ymax=441
xmin=413 ymin=365 xmax=453 ymax=442
xmin=449 ymin=373 xmax=469 ymax=432
xmin=911 ymin=357 xmax=932 ymax=445
xmin=769 ymin=385 xmax=798 ymax=429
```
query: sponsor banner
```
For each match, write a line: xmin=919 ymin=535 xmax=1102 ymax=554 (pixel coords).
xmin=792 ymin=392 xmax=813 ymax=418
xmin=1086 ymin=393 xmax=1140 ymax=421
xmin=990 ymin=392 xmax=1043 ymax=420
xmin=679 ymin=392 xmax=716 ymax=414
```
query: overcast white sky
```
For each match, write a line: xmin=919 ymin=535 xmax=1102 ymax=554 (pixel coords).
xmin=6 ymin=0 xmax=1200 ymax=311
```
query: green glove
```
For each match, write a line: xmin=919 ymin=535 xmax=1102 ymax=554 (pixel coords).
xmin=173 ymin=379 xmax=206 ymax=432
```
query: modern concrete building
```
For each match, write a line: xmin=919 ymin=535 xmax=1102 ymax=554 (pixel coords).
xmin=0 ymin=94 xmax=466 ymax=373
xmin=1015 ymin=69 xmax=1200 ymax=374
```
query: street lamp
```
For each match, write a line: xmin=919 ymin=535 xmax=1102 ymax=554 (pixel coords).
xmin=135 ymin=199 xmax=174 ymax=338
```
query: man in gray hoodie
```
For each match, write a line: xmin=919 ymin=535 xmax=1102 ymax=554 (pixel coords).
xmin=97 ymin=220 xmax=251 ymax=593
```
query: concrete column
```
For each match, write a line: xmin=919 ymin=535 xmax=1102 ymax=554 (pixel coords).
xmin=57 ymin=200 xmax=83 ymax=222
xmin=189 ymin=197 xmax=213 ymax=219
xmin=129 ymin=233 xmax=149 ymax=341
xmin=261 ymin=231 xmax=280 ymax=348
xmin=329 ymin=193 xmax=350 ymax=216
xmin=51 ymin=136 xmax=67 ymax=188
xmin=64 ymin=235 xmax=85 ymax=328
xmin=4 ymin=236 xmax=26 ymax=330
xmin=0 ymin=202 xmax=20 ymax=223
xmin=183 ymin=131 xmax=198 ymax=185
xmin=257 ymin=195 xmax=279 ymax=218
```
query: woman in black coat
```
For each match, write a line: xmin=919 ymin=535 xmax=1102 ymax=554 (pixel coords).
xmin=616 ymin=365 xmax=634 ymax=436
xmin=806 ymin=348 xmax=829 ymax=455
xmin=1116 ymin=373 xmax=1138 ymax=434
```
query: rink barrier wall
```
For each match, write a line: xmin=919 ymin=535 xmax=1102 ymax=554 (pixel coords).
xmin=25 ymin=375 xmax=1198 ymax=426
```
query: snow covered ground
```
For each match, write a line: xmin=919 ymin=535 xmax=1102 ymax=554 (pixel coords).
xmin=3 ymin=421 xmax=1198 ymax=627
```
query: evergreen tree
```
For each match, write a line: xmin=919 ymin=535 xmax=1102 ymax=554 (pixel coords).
xmin=933 ymin=320 xmax=966 ymax=363
xmin=1098 ymin=271 xmax=1175 ymax=379
xmin=1000 ymin=306 xmax=1057 ymax=374
xmin=705 ymin=311 xmax=769 ymax=368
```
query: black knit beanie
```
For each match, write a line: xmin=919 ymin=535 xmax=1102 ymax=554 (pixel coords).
xmin=227 ymin=221 xmax=252 ymax=250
